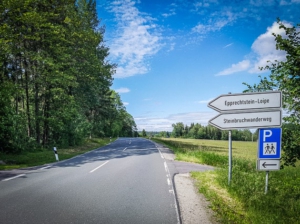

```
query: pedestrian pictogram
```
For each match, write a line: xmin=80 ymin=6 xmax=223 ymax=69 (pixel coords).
xmin=263 ymin=142 xmax=276 ymax=155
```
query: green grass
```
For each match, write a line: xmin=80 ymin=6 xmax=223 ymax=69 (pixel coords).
xmin=152 ymin=137 xmax=300 ymax=224
xmin=0 ymin=138 xmax=113 ymax=170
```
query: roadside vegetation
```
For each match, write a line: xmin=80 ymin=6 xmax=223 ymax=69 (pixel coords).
xmin=0 ymin=138 xmax=113 ymax=170
xmin=151 ymin=20 xmax=300 ymax=224
xmin=152 ymin=137 xmax=300 ymax=224
xmin=0 ymin=1 xmax=137 ymax=156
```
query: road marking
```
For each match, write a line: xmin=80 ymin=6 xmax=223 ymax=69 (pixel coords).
xmin=123 ymin=147 xmax=127 ymax=151
xmin=167 ymin=178 xmax=171 ymax=186
xmin=162 ymin=159 xmax=180 ymax=224
xmin=2 ymin=174 xmax=26 ymax=182
xmin=89 ymin=161 xmax=109 ymax=173
xmin=164 ymin=161 xmax=168 ymax=172
xmin=39 ymin=165 xmax=52 ymax=170
xmin=157 ymin=147 xmax=164 ymax=159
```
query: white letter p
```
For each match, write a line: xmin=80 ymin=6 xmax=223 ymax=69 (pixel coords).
xmin=263 ymin=130 xmax=272 ymax=142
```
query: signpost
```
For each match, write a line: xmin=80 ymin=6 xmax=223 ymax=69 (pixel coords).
xmin=207 ymin=91 xmax=282 ymax=189
xmin=257 ymin=160 xmax=280 ymax=171
xmin=258 ymin=128 xmax=281 ymax=160
xmin=257 ymin=128 xmax=282 ymax=193
xmin=208 ymin=110 xmax=282 ymax=130
xmin=208 ymin=91 xmax=282 ymax=112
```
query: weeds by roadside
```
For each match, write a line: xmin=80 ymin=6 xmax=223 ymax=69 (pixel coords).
xmin=153 ymin=137 xmax=300 ymax=224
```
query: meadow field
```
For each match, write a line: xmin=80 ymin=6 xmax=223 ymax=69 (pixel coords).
xmin=153 ymin=137 xmax=300 ymax=224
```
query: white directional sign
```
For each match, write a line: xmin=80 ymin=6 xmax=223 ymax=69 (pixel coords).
xmin=208 ymin=91 xmax=282 ymax=113
xmin=208 ymin=110 xmax=282 ymax=130
xmin=257 ymin=159 xmax=280 ymax=171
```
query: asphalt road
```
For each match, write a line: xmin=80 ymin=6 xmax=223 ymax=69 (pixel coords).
xmin=0 ymin=138 xmax=180 ymax=224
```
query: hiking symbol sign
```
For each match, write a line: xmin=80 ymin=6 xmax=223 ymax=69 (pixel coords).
xmin=258 ymin=128 xmax=281 ymax=159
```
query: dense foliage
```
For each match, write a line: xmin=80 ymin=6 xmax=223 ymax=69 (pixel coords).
xmin=0 ymin=0 xmax=136 ymax=153
xmin=155 ymin=122 xmax=257 ymax=141
xmin=243 ymin=19 xmax=300 ymax=166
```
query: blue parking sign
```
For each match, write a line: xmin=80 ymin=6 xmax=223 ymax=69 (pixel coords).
xmin=258 ymin=128 xmax=281 ymax=159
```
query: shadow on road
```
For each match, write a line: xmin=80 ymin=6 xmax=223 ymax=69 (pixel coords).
xmin=0 ymin=138 xmax=159 ymax=180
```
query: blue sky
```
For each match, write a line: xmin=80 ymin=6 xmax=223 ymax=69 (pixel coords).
xmin=96 ymin=0 xmax=300 ymax=132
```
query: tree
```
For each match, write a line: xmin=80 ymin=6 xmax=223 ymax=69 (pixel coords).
xmin=172 ymin=122 xmax=184 ymax=137
xmin=243 ymin=19 xmax=300 ymax=166
xmin=142 ymin=129 xmax=147 ymax=137
xmin=0 ymin=0 xmax=135 ymax=152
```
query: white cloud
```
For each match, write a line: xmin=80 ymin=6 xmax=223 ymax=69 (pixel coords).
xmin=196 ymin=98 xmax=214 ymax=104
xmin=250 ymin=0 xmax=276 ymax=6
xmin=192 ymin=10 xmax=237 ymax=35
xmin=143 ymin=98 xmax=152 ymax=101
xmin=109 ymin=0 xmax=162 ymax=78
xmin=123 ymin=102 xmax=129 ymax=106
xmin=192 ymin=0 xmax=218 ymax=11
xmin=249 ymin=21 xmax=289 ymax=73
xmin=215 ymin=21 xmax=291 ymax=76
xmin=223 ymin=43 xmax=233 ymax=48
xmin=162 ymin=9 xmax=176 ymax=18
xmin=280 ymin=0 xmax=300 ymax=5
xmin=215 ymin=60 xmax=250 ymax=76
xmin=134 ymin=111 xmax=216 ymax=131
xmin=115 ymin=87 xmax=130 ymax=93
xmin=192 ymin=22 xmax=225 ymax=34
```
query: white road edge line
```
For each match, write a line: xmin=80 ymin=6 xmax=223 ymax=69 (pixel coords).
xmin=164 ymin=161 xmax=168 ymax=172
xmin=2 ymin=174 xmax=26 ymax=182
xmin=89 ymin=161 xmax=109 ymax=173
xmin=167 ymin=178 xmax=171 ymax=186
xmin=158 ymin=148 xmax=180 ymax=224
xmin=158 ymin=147 xmax=164 ymax=159
xmin=39 ymin=165 xmax=52 ymax=170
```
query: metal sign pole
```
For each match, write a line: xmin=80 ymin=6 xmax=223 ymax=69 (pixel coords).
xmin=265 ymin=171 xmax=269 ymax=194
xmin=228 ymin=130 xmax=232 ymax=185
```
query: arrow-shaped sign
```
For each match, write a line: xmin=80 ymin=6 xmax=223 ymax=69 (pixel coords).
xmin=208 ymin=91 xmax=282 ymax=113
xmin=257 ymin=159 xmax=280 ymax=171
xmin=209 ymin=110 xmax=282 ymax=130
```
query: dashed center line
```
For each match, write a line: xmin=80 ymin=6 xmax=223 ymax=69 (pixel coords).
xmin=89 ymin=161 xmax=109 ymax=173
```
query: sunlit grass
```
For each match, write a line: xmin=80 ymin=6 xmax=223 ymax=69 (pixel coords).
xmin=0 ymin=138 xmax=113 ymax=170
xmin=158 ymin=137 xmax=257 ymax=160
xmin=152 ymin=137 xmax=300 ymax=224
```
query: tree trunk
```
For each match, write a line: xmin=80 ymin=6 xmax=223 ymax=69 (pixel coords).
xmin=24 ymin=59 xmax=32 ymax=138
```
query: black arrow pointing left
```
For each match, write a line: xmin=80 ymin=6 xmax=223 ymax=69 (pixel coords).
xmin=262 ymin=162 xmax=277 ymax=168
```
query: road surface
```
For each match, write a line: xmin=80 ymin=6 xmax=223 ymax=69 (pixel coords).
xmin=0 ymin=138 xmax=180 ymax=224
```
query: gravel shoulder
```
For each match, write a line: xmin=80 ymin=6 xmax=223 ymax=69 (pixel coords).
xmin=153 ymin=141 xmax=219 ymax=224
xmin=175 ymin=173 xmax=219 ymax=224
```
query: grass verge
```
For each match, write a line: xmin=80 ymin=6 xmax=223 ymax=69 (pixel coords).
xmin=152 ymin=137 xmax=300 ymax=224
xmin=0 ymin=138 xmax=113 ymax=170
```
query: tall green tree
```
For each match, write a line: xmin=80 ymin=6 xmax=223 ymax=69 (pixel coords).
xmin=142 ymin=129 xmax=147 ymax=137
xmin=172 ymin=122 xmax=185 ymax=137
xmin=0 ymin=0 xmax=136 ymax=153
xmin=243 ymin=19 xmax=300 ymax=166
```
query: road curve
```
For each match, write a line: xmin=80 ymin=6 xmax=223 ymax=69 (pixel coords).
xmin=0 ymin=138 xmax=179 ymax=224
